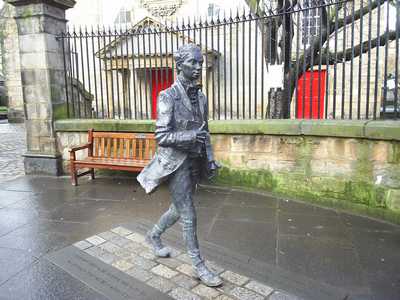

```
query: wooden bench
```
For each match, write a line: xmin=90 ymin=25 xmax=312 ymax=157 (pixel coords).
xmin=69 ymin=129 xmax=156 ymax=186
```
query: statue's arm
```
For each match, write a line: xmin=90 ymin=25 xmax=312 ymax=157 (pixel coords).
xmin=155 ymin=92 xmax=196 ymax=148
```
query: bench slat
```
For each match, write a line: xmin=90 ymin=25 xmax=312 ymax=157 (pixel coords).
xmin=144 ymin=139 xmax=149 ymax=159
xmin=100 ymin=137 xmax=105 ymax=157
xmin=126 ymin=139 xmax=131 ymax=159
xmin=94 ymin=137 xmax=99 ymax=157
xmin=138 ymin=139 xmax=143 ymax=160
xmin=132 ymin=139 xmax=136 ymax=159
xmin=113 ymin=138 xmax=117 ymax=159
xmin=92 ymin=132 xmax=154 ymax=139
xmin=119 ymin=138 xmax=124 ymax=158
xmin=106 ymin=138 xmax=111 ymax=157
xmin=78 ymin=157 xmax=149 ymax=166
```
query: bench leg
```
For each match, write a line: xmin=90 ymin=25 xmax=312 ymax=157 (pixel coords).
xmin=90 ymin=168 xmax=95 ymax=180
xmin=70 ymin=163 xmax=78 ymax=186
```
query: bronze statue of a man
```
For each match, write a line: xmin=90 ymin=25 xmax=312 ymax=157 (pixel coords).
xmin=137 ymin=44 xmax=222 ymax=287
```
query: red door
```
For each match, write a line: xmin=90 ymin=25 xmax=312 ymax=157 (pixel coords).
xmin=151 ymin=69 xmax=174 ymax=119
xmin=296 ymin=70 xmax=326 ymax=119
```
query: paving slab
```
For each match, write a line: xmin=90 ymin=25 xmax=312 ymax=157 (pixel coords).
xmin=46 ymin=245 xmax=172 ymax=300
xmin=0 ymin=122 xmax=25 ymax=184
xmin=0 ymin=259 xmax=109 ymax=300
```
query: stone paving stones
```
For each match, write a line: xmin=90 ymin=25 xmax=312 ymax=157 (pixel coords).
xmin=112 ymin=259 xmax=134 ymax=272
xmin=171 ymin=274 xmax=199 ymax=289
xmin=176 ymin=253 xmax=193 ymax=264
xmin=108 ymin=235 xmax=131 ymax=247
xmin=98 ymin=241 xmax=120 ymax=253
xmin=176 ymin=263 xmax=196 ymax=277
xmin=169 ymin=287 xmax=202 ymax=300
xmin=229 ymin=287 xmax=264 ymax=300
xmin=206 ymin=260 xmax=225 ymax=275
xmin=98 ymin=231 xmax=120 ymax=240
xmin=84 ymin=247 xmax=117 ymax=264
xmin=126 ymin=232 xmax=146 ymax=243
xmin=125 ymin=267 xmax=153 ymax=282
xmin=86 ymin=235 xmax=106 ymax=246
xmin=192 ymin=284 xmax=221 ymax=299
xmin=130 ymin=244 xmax=149 ymax=255
xmin=147 ymin=276 xmax=175 ymax=293
xmin=111 ymin=226 xmax=132 ymax=236
xmin=76 ymin=229 xmax=281 ymax=300
xmin=268 ymin=291 xmax=299 ymax=300
xmin=73 ymin=240 xmax=92 ymax=250
xmin=127 ymin=254 xmax=158 ymax=270
xmin=221 ymin=270 xmax=249 ymax=286
xmin=157 ymin=257 xmax=184 ymax=269
xmin=124 ymin=241 xmax=143 ymax=251
xmin=214 ymin=295 xmax=235 ymax=300
xmin=138 ymin=249 xmax=157 ymax=260
xmin=217 ymin=282 xmax=236 ymax=294
xmin=113 ymin=247 xmax=133 ymax=259
xmin=245 ymin=280 xmax=274 ymax=297
xmin=151 ymin=264 xmax=179 ymax=279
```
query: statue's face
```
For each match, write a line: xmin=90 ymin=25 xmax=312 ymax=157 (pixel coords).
xmin=179 ymin=50 xmax=203 ymax=81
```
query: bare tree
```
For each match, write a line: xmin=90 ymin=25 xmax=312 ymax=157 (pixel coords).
xmin=246 ymin=0 xmax=399 ymax=118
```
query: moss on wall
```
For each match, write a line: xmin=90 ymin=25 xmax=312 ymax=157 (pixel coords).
xmin=214 ymin=161 xmax=400 ymax=224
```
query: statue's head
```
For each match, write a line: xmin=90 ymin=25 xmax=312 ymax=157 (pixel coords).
xmin=174 ymin=44 xmax=203 ymax=81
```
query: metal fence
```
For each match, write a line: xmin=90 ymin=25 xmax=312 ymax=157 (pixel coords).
xmin=58 ymin=0 xmax=400 ymax=120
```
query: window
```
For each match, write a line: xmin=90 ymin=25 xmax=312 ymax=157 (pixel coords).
xmin=115 ymin=8 xmax=132 ymax=25
xmin=208 ymin=3 xmax=220 ymax=18
xmin=301 ymin=0 xmax=323 ymax=46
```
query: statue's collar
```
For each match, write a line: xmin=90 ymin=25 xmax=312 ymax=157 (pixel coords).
xmin=177 ymin=75 xmax=200 ymax=93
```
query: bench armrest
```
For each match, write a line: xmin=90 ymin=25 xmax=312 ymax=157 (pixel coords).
xmin=69 ymin=143 xmax=92 ymax=162
xmin=69 ymin=143 xmax=92 ymax=153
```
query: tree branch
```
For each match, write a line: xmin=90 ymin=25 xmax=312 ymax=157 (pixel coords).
xmin=333 ymin=0 xmax=384 ymax=31
xmin=318 ymin=30 xmax=397 ymax=64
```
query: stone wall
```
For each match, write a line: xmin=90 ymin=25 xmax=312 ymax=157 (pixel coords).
xmin=54 ymin=119 xmax=400 ymax=224
xmin=212 ymin=134 xmax=400 ymax=217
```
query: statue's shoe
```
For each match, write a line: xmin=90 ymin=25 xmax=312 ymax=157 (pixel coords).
xmin=145 ymin=232 xmax=171 ymax=258
xmin=195 ymin=263 xmax=223 ymax=287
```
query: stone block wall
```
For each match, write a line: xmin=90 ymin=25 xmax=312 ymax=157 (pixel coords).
xmin=212 ymin=134 xmax=400 ymax=214
xmin=54 ymin=119 xmax=400 ymax=224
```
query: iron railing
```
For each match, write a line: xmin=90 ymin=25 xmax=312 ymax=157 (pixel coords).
xmin=58 ymin=0 xmax=400 ymax=120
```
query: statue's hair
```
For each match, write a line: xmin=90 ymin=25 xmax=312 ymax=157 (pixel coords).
xmin=173 ymin=43 xmax=202 ymax=67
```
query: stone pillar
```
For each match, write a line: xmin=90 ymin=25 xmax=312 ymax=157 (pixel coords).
xmin=1 ymin=3 xmax=24 ymax=123
xmin=7 ymin=0 xmax=76 ymax=175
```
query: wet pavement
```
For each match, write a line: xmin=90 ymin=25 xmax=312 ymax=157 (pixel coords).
xmin=0 ymin=120 xmax=25 ymax=183
xmin=0 ymin=175 xmax=398 ymax=300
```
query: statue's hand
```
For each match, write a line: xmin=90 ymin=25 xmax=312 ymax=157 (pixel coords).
xmin=195 ymin=122 xmax=207 ymax=144
xmin=207 ymin=160 xmax=221 ymax=179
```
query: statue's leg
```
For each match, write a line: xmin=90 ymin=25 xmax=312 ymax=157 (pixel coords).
xmin=169 ymin=158 xmax=222 ymax=287
xmin=146 ymin=203 xmax=180 ymax=257
xmin=155 ymin=203 xmax=180 ymax=233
